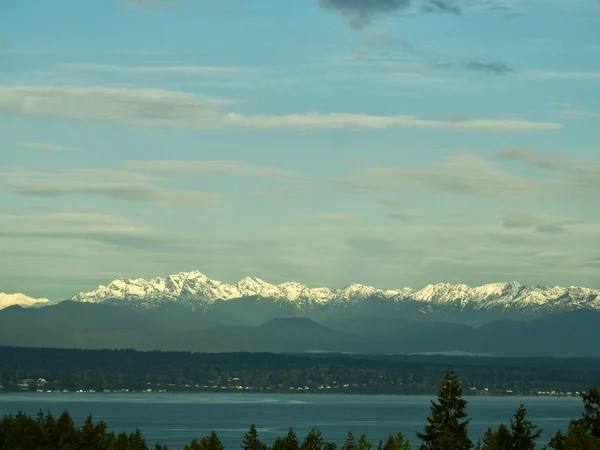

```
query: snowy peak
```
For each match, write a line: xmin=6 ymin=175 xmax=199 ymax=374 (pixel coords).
xmin=69 ymin=271 xmax=600 ymax=312
xmin=0 ymin=293 xmax=49 ymax=310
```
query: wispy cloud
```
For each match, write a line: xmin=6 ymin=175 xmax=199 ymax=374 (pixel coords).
xmin=494 ymin=148 xmax=600 ymax=192
xmin=0 ymin=85 xmax=562 ymax=132
xmin=548 ymin=108 xmax=600 ymax=118
xmin=60 ymin=63 xmax=252 ymax=75
xmin=461 ymin=61 xmax=515 ymax=76
xmin=500 ymin=212 xmax=584 ymax=234
xmin=0 ymin=212 xmax=172 ymax=249
xmin=121 ymin=160 xmax=302 ymax=178
xmin=340 ymin=154 xmax=555 ymax=201
xmin=303 ymin=213 xmax=363 ymax=222
xmin=19 ymin=141 xmax=79 ymax=152
xmin=0 ymin=165 xmax=217 ymax=207
xmin=318 ymin=0 xmax=517 ymax=29
xmin=122 ymin=0 xmax=185 ymax=10
xmin=318 ymin=0 xmax=462 ymax=29
xmin=10 ymin=181 xmax=218 ymax=207
xmin=527 ymin=70 xmax=600 ymax=80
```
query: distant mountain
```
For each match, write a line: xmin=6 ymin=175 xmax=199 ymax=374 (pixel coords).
xmin=0 ymin=301 xmax=164 ymax=349
xmin=2 ymin=300 xmax=600 ymax=356
xmin=70 ymin=271 xmax=600 ymax=323
xmin=0 ymin=292 xmax=49 ymax=310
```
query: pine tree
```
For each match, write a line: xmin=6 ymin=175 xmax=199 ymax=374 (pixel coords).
xmin=547 ymin=388 xmax=600 ymax=449
xmin=357 ymin=434 xmax=372 ymax=450
xmin=382 ymin=433 xmax=411 ymax=450
xmin=301 ymin=428 xmax=325 ymax=450
xmin=273 ymin=428 xmax=300 ymax=450
xmin=416 ymin=368 xmax=472 ymax=450
xmin=342 ymin=432 xmax=358 ymax=450
xmin=510 ymin=404 xmax=541 ymax=450
xmin=478 ymin=424 xmax=511 ymax=450
xmin=580 ymin=386 xmax=600 ymax=438
xmin=242 ymin=424 xmax=267 ymax=450
xmin=128 ymin=428 xmax=150 ymax=450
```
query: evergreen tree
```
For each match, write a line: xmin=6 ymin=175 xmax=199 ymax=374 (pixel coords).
xmin=242 ymin=424 xmax=268 ymax=450
xmin=357 ymin=434 xmax=373 ymax=450
xmin=382 ymin=433 xmax=411 ymax=450
xmin=154 ymin=443 xmax=172 ymax=450
xmin=417 ymin=368 xmax=472 ymax=450
xmin=55 ymin=410 xmax=79 ymax=449
xmin=128 ymin=428 xmax=150 ymax=450
xmin=477 ymin=424 xmax=511 ymax=450
xmin=301 ymin=428 xmax=325 ymax=450
xmin=547 ymin=387 xmax=600 ymax=449
xmin=341 ymin=432 xmax=358 ymax=450
xmin=510 ymin=404 xmax=541 ymax=450
xmin=579 ymin=386 xmax=600 ymax=438
xmin=273 ymin=428 xmax=300 ymax=450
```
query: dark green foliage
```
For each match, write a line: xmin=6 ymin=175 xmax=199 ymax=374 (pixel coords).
xmin=3 ymin=346 xmax=600 ymax=396
xmin=301 ymin=429 xmax=326 ymax=450
xmin=357 ymin=434 xmax=372 ymax=450
xmin=272 ymin=428 xmax=300 ymax=450
xmin=341 ymin=432 xmax=358 ymax=450
xmin=241 ymin=425 xmax=268 ymax=450
xmin=510 ymin=405 xmax=541 ymax=450
xmin=476 ymin=424 xmax=512 ymax=449
xmin=547 ymin=387 xmax=600 ymax=449
xmin=417 ymin=368 xmax=473 ymax=450
xmin=380 ymin=433 xmax=411 ymax=450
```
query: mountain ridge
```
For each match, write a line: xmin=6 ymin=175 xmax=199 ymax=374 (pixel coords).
xmin=69 ymin=270 xmax=600 ymax=314
xmin=0 ymin=292 xmax=49 ymax=310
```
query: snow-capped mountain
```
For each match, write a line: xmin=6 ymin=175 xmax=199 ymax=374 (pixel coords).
xmin=70 ymin=270 xmax=600 ymax=313
xmin=0 ymin=293 xmax=49 ymax=310
xmin=71 ymin=270 xmax=412 ymax=306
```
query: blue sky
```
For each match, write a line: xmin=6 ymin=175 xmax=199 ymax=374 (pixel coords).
xmin=1 ymin=0 xmax=599 ymax=300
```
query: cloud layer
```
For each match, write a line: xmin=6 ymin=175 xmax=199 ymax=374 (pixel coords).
xmin=0 ymin=86 xmax=562 ymax=132
xmin=319 ymin=0 xmax=462 ymax=28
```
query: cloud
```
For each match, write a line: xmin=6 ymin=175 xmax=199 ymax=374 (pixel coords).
xmin=122 ymin=0 xmax=185 ymax=10
xmin=0 ymin=166 xmax=217 ymax=207
xmin=341 ymin=154 xmax=546 ymax=201
xmin=9 ymin=181 xmax=218 ymax=207
xmin=549 ymin=108 xmax=600 ymax=119
xmin=494 ymin=148 xmax=600 ymax=192
xmin=61 ymin=63 xmax=251 ymax=75
xmin=19 ymin=141 xmax=78 ymax=151
xmin=318 ymin=0 xmax=462 ymax=29
xmin=461 ymin=61 xmax=515 ymax=76
xmin=527 ymin=70 xmax=600 ymax=80
xmin=0 ymin=212 xmax=172 ymax=249
xmin=303 ymin=213 xmax=363 ymax=221
xmin=121 ymin=160 xmax=302 ymax=178
xmin=500 ymin=212 xmax=584 ymax=234
xmin=0 ymin=85 xmax=562 ymax=132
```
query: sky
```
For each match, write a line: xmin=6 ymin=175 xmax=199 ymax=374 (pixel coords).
xmin=1 ymin=0 xmax=599 ymax=300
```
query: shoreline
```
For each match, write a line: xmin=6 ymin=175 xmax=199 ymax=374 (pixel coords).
xmin=0 ymin=389 xmax=582 ymax=398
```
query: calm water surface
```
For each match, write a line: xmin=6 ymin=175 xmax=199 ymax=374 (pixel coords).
xmin=0 ymin=393 xmax=582 ymax=449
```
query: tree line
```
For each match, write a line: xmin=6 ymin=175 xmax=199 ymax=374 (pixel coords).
xmin=2 ymin=347 xmax=600 ymax=395
xmin=1 ymin=369 xmax=599 ymax=449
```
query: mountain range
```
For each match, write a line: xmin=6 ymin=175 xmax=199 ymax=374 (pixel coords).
xmin=2 ymin=270 xmax=600 ymax=356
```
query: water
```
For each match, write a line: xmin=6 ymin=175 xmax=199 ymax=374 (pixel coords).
xmin=0 ymin=393 xmax=582 ymax=449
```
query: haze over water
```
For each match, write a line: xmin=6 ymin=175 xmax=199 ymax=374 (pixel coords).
xmin=0 ymin=393 xmax=582 ymax=449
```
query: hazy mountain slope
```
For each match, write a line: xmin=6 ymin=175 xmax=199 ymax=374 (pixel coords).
xmin=0 ymin=301 xmax=165 ymax=349
xmin=2 ymin=298 xmax=600 ymax=356
xmin=151 ymin=318 xmax=357 ymax=353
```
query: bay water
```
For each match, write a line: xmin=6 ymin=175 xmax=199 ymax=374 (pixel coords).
xmin=0 ymin=393 xmax=582 ymax=449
